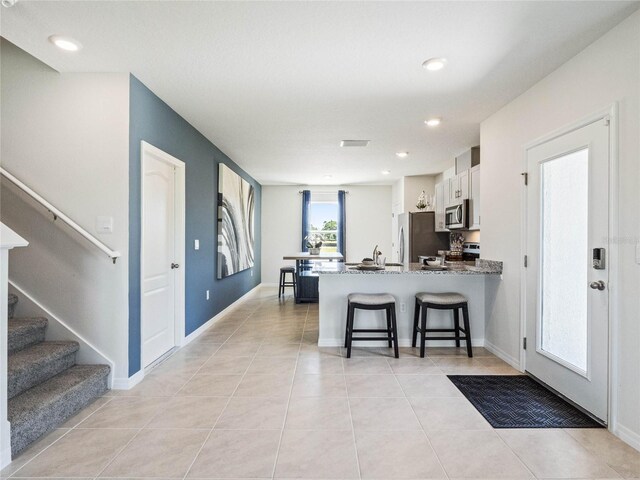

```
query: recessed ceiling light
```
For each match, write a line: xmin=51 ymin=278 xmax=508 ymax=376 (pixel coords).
xmin=395 ymin=152 xmax=409 ymax=158
xmin=422 ymin=58 xmax=447 ymax=71
xmin=323 ymin=175 xmax=333 ymax=179
xmin=48 ymin=35 xmax=82 ymax=52
xmin=381 ymin=170 xmax=391 ymax=175
xmin=340 ymin=140 xmax=370 ymax=147
xmin=425 ymin=118 xmax=441 ymax=127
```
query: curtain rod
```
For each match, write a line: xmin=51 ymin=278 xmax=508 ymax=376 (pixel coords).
xmin=298 ymin=190 xmax=349 ymax=194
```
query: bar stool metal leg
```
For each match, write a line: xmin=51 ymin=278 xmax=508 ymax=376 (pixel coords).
xmin=412 ymin=299 xmax=420 ymax=348
xmin=292 ymin=271 xmax=297 ymax=298
xmin=346 ymin=303 xmax=355 ymax=359
xmin=386 ymin=307 xmax=393 ymax=348
xmin=390 ymin=306 xmax=399 ymax=358
xmin=344 ymin=301 xmax=351 ymax=348
xmin=420 ymin=304 xmax=428 ymax=358
xmin=462 ymin=303 xmax=473 ymax=357
xmin=278 ymin=270 xmax=283 ymax=298
xmin=453 ymin=308 xmax=461 ymax=348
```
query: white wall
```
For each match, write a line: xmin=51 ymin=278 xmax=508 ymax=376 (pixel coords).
xmin=261 ymin=185 xmax=392 ymax=284
xmin=480 ymin=11 xmax=640 ymax=446
xmin=403 ymin=175 xmax=437 ymax=213
xmin=0 ymin=40 xmax=131 ymax=380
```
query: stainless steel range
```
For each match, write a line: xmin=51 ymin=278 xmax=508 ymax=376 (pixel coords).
xmin=463 ymin=242 xmax=480 ymax=261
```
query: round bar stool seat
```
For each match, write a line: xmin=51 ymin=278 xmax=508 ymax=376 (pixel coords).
xmin=412 ymin=292 xmax=472 ymax=358
xmin=344 ymin=293 xmax=399 ymax=359
xmin=279 ymin=266 xmax=296 ymax=299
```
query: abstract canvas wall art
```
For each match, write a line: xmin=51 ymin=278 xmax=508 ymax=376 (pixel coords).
xmin=217 ymin=164 xmax=255 ymax=278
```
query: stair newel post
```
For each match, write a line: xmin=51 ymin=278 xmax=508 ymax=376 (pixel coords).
xmin=0 ymin=224 xmax=28 ymax=469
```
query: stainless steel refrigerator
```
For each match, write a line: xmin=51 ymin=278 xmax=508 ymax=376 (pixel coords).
xmin=397 ymin=212 xmax=450 ymax=264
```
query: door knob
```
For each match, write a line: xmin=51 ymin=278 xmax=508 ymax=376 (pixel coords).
xmin=171 ymin=263 xmax=180 ymax=269
xmin=590 ymin=280 xmax=605 ymax=291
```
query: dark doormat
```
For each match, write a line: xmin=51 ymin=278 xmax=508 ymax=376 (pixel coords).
xmin=447 ymin=375 xmax=604 ymax=428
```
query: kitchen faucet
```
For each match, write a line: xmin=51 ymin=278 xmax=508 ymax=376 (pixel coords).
xmin=372 ymin=244 xmax=381 ymax=264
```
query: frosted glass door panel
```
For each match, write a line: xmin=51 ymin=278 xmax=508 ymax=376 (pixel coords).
xmin=540 ymin=148 xmax=588 ymax=372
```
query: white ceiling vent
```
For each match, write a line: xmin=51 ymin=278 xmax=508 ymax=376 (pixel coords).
xmin=340 ymin=140 xmax=370 ymax=147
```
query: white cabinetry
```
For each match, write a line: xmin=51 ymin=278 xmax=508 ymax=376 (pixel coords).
xmin=435 ymin=165 xmax=481 ymax=232
xmin=469 ymin=165 xmax=481 ymax=230
xmin=449 ymin=169 xmax=470 ymax=202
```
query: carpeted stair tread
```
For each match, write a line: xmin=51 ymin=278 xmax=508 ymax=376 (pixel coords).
xmin=8 ymin=293 xmax=18 ymax=319
xmin=8 ymin=317 xmax=48 ymax=354
xmin=9 ymin=364 xmax=110 ymax=455
xmin=8 ymin=341 xmax=80 ymax=399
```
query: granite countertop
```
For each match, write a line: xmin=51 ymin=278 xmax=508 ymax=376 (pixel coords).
xmin=315 ymin=259 xmax=502 ymax=275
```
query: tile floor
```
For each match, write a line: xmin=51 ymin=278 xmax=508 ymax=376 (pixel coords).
xmin=3 ymin=286 xmax=639 ymax=479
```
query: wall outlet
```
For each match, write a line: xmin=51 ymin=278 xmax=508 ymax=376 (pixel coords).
xmin=206 ymin=290 xmax=210 ymax=300
xmin=400 ymin=302 xmax=406 ymax=313
xmin=194 ymin=239 xmax=200 ymax=250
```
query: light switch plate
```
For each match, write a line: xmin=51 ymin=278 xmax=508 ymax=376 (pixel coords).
xmin=194 ymin=239 xmax=200 ymax=250
xmin=95 ymin=216 xmax=113 ymax=234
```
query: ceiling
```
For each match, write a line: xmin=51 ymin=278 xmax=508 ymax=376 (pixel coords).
xmin=2 ymin=1 xmax=638 ymax=185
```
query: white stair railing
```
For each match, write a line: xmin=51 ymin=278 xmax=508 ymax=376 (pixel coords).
xmin=0 ymin=168 xmax=121 ymax=263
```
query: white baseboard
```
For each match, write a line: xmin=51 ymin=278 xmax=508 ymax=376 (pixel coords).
xmin=613 ymin=422 xmax=640 ymax=452
xmin=484 ymin=339 xmax=522 ymax=371
xmin=8 ymin=280 xmax=116 ymax=388
xmin=318 ymin=338 xmax=485 ymax=348
xmin=112 ymin=369 xmax=144 ymax=390
xmin=260 ymin=283 xmax=279 ymax=288
xmin=182 ymin=283 xmax=262 ymax=347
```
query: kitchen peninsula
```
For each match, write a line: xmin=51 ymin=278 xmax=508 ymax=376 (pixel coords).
xmin=316 ymin=260 xmax=502 ymax=348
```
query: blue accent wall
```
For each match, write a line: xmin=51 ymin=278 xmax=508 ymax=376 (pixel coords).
xmin=128 ymin=75 xmax=261 ymax=376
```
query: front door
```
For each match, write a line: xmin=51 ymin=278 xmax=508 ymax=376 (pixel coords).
xmin=142 ymin=150 xmax=177 ymax=367
xmin=525 ymin=117 xmax=610 ymax=422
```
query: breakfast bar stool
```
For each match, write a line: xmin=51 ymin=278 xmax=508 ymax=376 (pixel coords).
xmin=344 ymin=293 xmax=399 ymax=359
xmin=279 ymin=266 xmax=296 ymax=298
xmin=412 ymin=292 xmax=472 ymax=358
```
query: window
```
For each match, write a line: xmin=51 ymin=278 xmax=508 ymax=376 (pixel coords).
xmin=308 ymin=192 xmax=338 ymax=253
xmin=301 ymin=190 xmax=346 ymax=256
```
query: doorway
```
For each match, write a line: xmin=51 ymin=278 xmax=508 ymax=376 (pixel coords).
xmin=524 ymin=114 xmax=612 ymax=422
xmin=141 ymin=141 xmax=185 ymax=369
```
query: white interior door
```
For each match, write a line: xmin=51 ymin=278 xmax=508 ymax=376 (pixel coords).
xmin=525 ymin=118 xmax=610 ymax=421
xmin=142 ymin=145 xmax=183 ymax=368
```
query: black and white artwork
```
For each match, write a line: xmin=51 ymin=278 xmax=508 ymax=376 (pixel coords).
xmin=217 ymin=164 xmax=255 ymax=279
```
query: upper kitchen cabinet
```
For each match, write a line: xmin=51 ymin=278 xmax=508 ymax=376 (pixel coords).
xmin=435 ymin=146 xmax=480 ymax=232
xmin=469 ymin=164 xmax=481 ymax=230
xmin=449 ymin=146 xmax=479 ymax=202
xmin=449 ymin=168 xmax=470 ymax=202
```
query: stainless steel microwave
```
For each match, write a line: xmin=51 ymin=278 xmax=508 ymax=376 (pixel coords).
xmin=445 ymin=200 xmax=469 ymax=230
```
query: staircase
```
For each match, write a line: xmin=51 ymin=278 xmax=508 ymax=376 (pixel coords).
xmin=6 ymin=293 xmax=110 ymax=456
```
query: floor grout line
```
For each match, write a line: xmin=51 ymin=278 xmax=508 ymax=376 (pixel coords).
xmin=269 ymin=300 xmax=307 ymax=480
xmin=400 ymin=374 xmax=451 ymax=480
xmin=99 ymin=297 xmax=259 ymax=480
xmin=181 ymin=298 xmax=267 ymax=480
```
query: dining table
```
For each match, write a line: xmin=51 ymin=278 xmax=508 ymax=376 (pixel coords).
xmin=282 ymin=252 xmax=344 ymax=303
